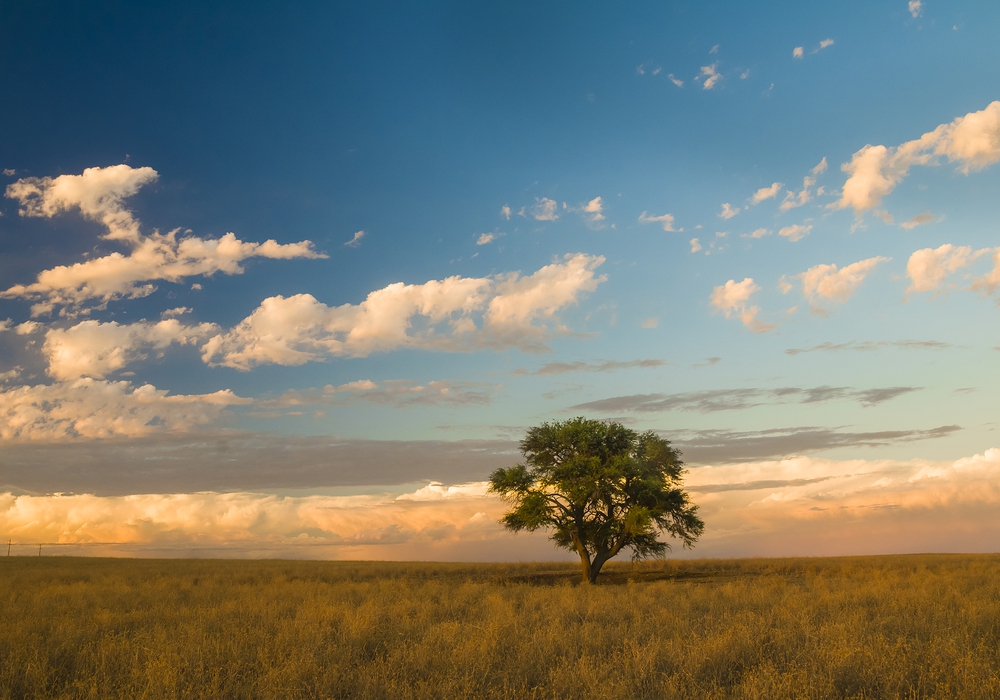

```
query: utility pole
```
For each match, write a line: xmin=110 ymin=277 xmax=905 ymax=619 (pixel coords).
xmin=6 ymin=539 xmax=10 ymax=556
xmin=38 ymin=544 xmax=41 ymax=557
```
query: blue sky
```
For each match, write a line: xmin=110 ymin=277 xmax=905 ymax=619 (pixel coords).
xmin=2 ymin=0 xmax=1000 ymax=559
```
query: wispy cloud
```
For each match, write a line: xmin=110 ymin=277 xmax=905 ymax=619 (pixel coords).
xmin=778 ymin=224 xmax=812 ymax=242
xmin=785 ymin=340 xmax=953 ymax=356
xmin=698 ymin=63 xmax=721 ymax=90
xmin=638 ymin=211 xmax=678 ymax=231
xmin=570 ymin=384 xmax=921 ymax=414
xmin=513 ymin=359 xmax=666 ymax=376
xmin=909 ymin=0 xmax=923 ymax=19
xmin=258 ymin=380 xmax=495 ymax=411
xmin=899 ymin=211 xmax=936 ymax=230
xmin=344 ymin=230 xmax=365 ymax=247
xmin=530 ymin=197 xmax=559 ymax=221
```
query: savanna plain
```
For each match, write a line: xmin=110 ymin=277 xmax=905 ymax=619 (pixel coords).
xmin=3 ymin=554 xmax=1000 ymax=699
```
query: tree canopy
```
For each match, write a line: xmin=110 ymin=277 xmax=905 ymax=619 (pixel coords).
xmin=489 ymin=417 xmax=704 ymax=584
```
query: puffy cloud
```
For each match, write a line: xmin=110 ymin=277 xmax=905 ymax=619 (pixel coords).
xmin=0 ymin=379 xmax=248 ymax=441
xmin=689 ymin=238 xmax=702 ymax=253
xmin=3 ymin=166 xmax=325 ymax=316
xmin=476 ymin=233 xmax=495 ymax=245
xmin=699 ymin=63 xmax=721 ymax=90
xmin=710 ymin=278 xmax=774 ymax=332
xmin=751 ymin=182 xmax=783 ymax=204
xmin=5 ymin=164 xmax=157 ymax=243
xmin=718 ymin=202 xmax=740 ymax=219
xmin=0 ymin=483 xmax=509 ymax=559
xmin=582 ymin=196 xmax=604 ymax=222
xmin=792 ymin=46 xmax=804 ymax=58
xmin=792 ymin=256 xmax=890 ymax=310
xmin=638 ymin=211 xmax=677 ymax=231
xmin=16 ymin=446 xmax=1000 ymax=560
xmin=530 ymin=197 xmax=559 ymax=221
xmin=344 ymin=230 xmax=365 ymax=248
xmin=779 ymin=176 xmax=815 ymax=210
xmin=899 ymin=211 xmax=936 ymax=230
xmin=905 ymin=244 xmax=986 ymax=295
xmin=202 ymin=253 xmax=607 ymax=369
xmin=778 ymin=224 xmax=812 ymax=242
xmin=667 ymin=73 xmax=684 ymax=87
xmin=500 ymin=205 xmax=511 ymax=220
xmin=909 ymin=0 xmax=922 ymax=18
xmin=746 ymin=228 xmax=771 ymax=239
xmin=818 ymin=38 xmax=834 ymax=50
xmin=3 ymin=229 xmax=325 ymax=316
xmin=971 ymin=250 xmax=1000 ymax=296
xmin=832 ymin=101 xmax=1000 ymax=214
xmin=42 ymin=319 xmax=219 ymax=381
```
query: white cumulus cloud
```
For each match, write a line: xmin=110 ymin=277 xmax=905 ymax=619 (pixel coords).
xmin=710 ymin=278 xmax=775 ymax=332
xmin=43 ymin=319 xmax=220 ymax=381
xmin=3 ymin=165 xmax=326 ymax=316
xmin=719 ymin=202 xmax=741 ymax=219
xmin=831 ymin=101 xmax=1000 ymax=214
xmin=202 ymin=253 xmax=607 ymax=369
xmin=792 ymin=257 xmax=890 ymax=312
xmin=905 ymin=244 xmax=988 ymax=296
xmin=0 ymin=379 xmax=249 ymax=441
xmin=751 ymin=182 xmax=783 ymax=204
xmin=582 ymin=196 xmax=604 ymax=222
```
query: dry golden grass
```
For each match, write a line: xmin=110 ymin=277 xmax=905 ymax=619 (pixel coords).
xmin=2 ymin=554 xmax=1000 ymax=698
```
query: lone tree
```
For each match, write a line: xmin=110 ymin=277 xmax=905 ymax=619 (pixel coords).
xmin=489 ymin=417 xmax=704 ymax=584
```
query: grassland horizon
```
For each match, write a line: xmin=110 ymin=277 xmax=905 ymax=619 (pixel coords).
xmin=5 ymin=553 xmax=1000 ymax=698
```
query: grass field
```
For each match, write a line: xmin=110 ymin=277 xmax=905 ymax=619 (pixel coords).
xmin=3 ymin=554 xmax=1000 ymax=698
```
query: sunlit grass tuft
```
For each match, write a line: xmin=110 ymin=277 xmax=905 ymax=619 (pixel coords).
xmin=3 ymin=555 xmax=1000 ymax=698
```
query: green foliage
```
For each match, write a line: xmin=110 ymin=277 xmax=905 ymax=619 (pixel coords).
xmin=5 ymin=555 xmax=1000 ymax=698
xmin=489 ymin=417 xmax=704 ymax=583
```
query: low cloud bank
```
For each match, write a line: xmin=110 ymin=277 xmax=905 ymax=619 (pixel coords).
xmin=6 ymin=447 xmax=1000 ymax=560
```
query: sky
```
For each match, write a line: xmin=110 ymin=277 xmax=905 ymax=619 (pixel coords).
xmin=2 ymin=0 xmax=1000 ymax=560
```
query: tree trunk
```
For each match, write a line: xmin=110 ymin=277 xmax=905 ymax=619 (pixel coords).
xmin=571 ymin=533 xmax=594 ymax=584
xmin=589 ymin=552 xmax=609 ymax=584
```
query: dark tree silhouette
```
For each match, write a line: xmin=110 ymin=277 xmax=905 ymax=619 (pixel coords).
xmin=489 ymin=417 xmax=704 ymax=584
